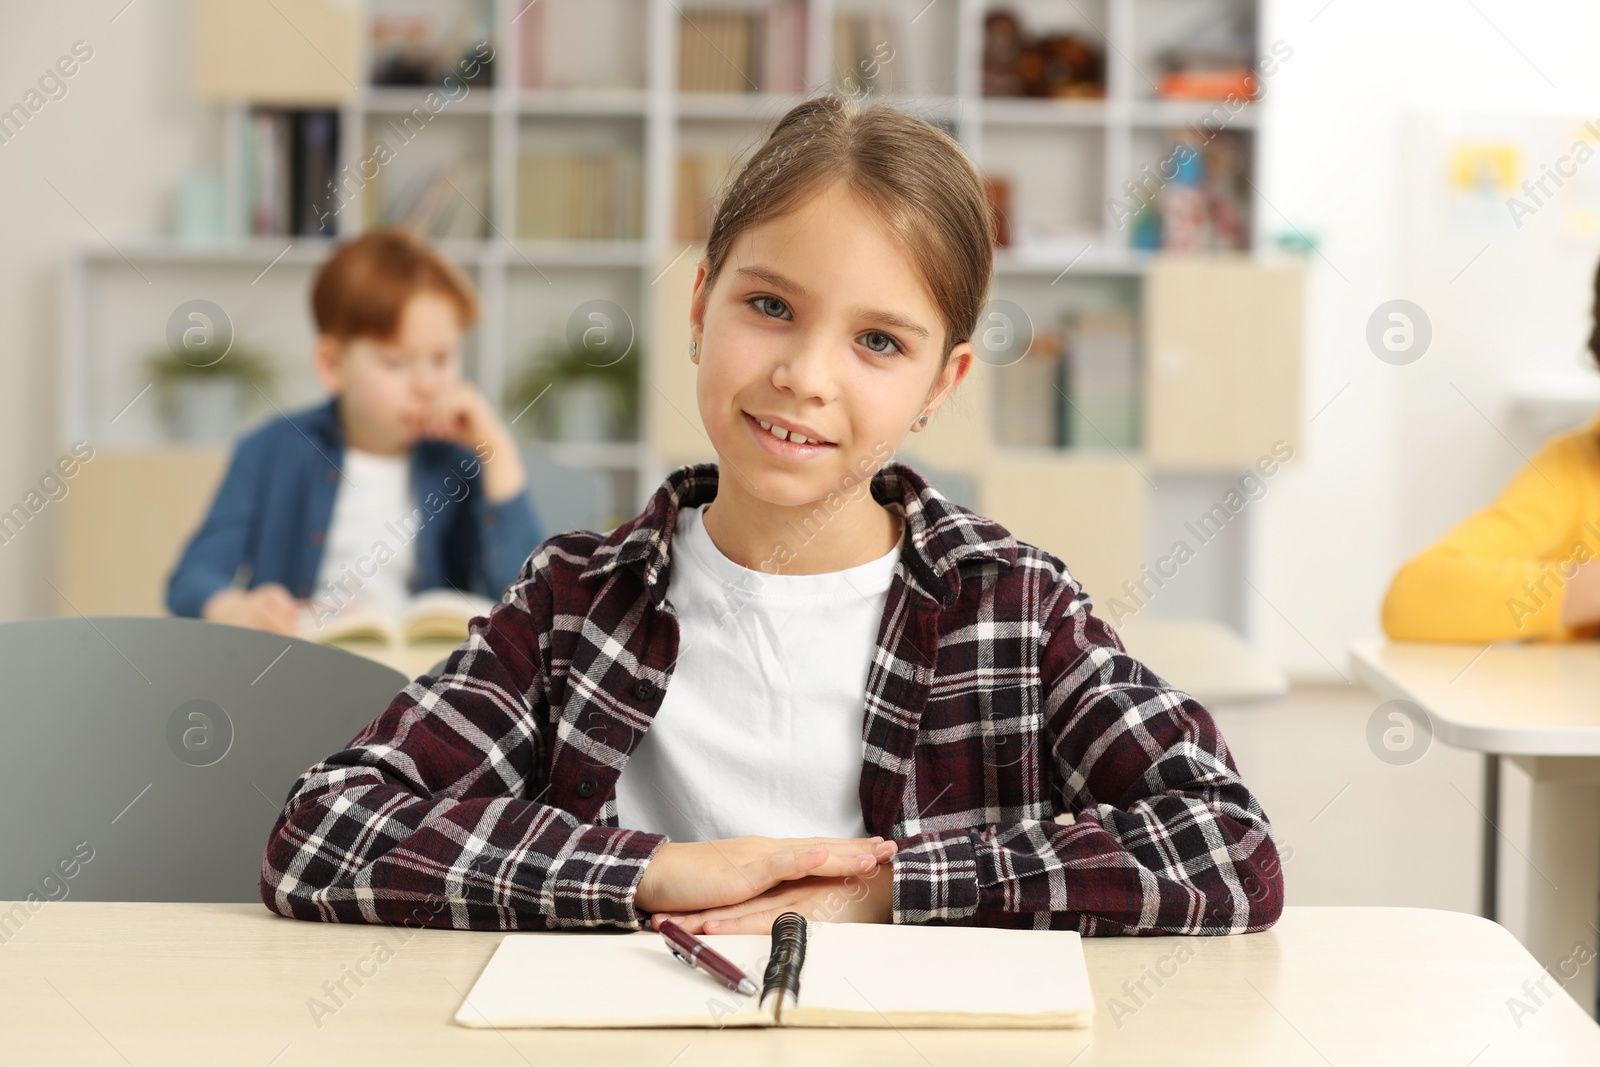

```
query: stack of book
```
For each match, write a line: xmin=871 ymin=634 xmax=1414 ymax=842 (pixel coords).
xmin=243 ymin=108 xmax=340 ymax=237
xmin=517 ymin=150 xmax=644 ymax=241
xmin=678 ymin=3 xmax=806 ymax=93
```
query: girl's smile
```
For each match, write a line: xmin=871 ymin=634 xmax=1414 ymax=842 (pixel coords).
xmin=743 ymin=410 xmax=838 ymax=458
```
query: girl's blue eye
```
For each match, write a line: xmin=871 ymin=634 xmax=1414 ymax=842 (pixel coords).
xmin=860 ymin=330 xmax=902 ymax=356
xmin=748 ymin=295 xmax=790 ymax=319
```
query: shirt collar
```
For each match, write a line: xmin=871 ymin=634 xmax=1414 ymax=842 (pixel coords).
xmin=581 ymin=461 xmax=1018 ymax=606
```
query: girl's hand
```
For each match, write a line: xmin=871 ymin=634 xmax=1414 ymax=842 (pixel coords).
xmin=635 ymin=836 xmax=896 ymax=917
xmin=652 ymin=866 xmax=895 ymax=935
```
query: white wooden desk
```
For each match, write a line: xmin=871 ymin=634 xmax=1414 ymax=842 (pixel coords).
xmin=1351 ymin=639 xmax=1600 ymax=1017
xmin=1116 ymin=617 xmax=1290 ymax=706
xmin=2 ymin=903 xmax=1595 ymax=1065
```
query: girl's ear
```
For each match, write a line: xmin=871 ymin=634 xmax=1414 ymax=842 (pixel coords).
xmin=922 ymin=342 xmax=974 ymax=420
xmin=312 ymin=335 xmax=346 ymax=394
xmin=688 ymin=257 xmax=712 ymax=347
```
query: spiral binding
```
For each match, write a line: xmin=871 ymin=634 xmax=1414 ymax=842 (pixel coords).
xmin=760 ymin=911 xmax=808 ymax=1010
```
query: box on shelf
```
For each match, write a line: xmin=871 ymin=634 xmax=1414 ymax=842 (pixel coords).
xmin=982 ymin=9 xmax=1104 ymax=98
xmin=519 ymin=0 xmax=647 ymax=90
xmin=369 ymin=0 xmax=495 ymax=88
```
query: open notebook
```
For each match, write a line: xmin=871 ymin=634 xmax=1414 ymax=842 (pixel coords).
xmin=454 ymin=915 xmax=1095 ymax=1029
xmin=295 ymin=589 xmax=498 ymax=648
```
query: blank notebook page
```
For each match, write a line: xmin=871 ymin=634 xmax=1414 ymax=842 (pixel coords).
xmin=792 ymin=923 xmax=1094 ymax=1025
xmin=455 ymin=932 xmax=772 ymax=1028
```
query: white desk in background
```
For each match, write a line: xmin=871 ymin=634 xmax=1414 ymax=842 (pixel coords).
xmin=332 ymin=619 xmax=1291 ymax=710
xmin=1351 ymin=639 xmax=1600 ymax=1018
xmin=1116 ymin=617 xmax=1290 ymax=707
xmin=2 ymin=903 xmax=1596 ymax=1065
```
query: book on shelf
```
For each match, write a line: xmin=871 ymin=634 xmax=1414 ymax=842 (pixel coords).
xmin=676 ymin=151 xmax=740 ymax=244
xmin=296 ymin=588 xmax=498 ymax=649
xmin=992 ymin=327 xmax=1065 ymax=448
xmin=678 ymin=3 xmax=806 ymax=94
xmin=243 ymin=108 xmax=342 ymax=238
xmin=374 ymin=159 xmax=491 ymax=240
xmin=1062 ymin=311 xmax=1140 ymax=450
xmin=516 ymin=150 xmax=643 ymax=241
xmin=833 ymin=9 xmax=899 ymax=94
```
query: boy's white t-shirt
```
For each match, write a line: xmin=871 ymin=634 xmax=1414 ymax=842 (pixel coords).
xmin=613 ymin=503 xmax=900 ymax=842
xmin=312 ymin=447 xmax=417 ymax=613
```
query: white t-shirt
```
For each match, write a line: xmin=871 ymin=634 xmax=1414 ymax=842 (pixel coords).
xmin=312 ymin=447 xmax=417 ymax=614
xmin=613 ymin=503 xmax=900 ymax=841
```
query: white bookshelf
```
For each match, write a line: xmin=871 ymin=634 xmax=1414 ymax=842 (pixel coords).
xmin=65 ymin=0 xmax=1269 ymax=525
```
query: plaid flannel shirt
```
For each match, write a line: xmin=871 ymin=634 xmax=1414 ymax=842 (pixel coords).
xmin=262 ymin=461 xmax=1284 ymax=935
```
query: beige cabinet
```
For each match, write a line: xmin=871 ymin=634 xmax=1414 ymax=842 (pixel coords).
xmin=59 ymin=448 xmax=229 ymax=617
xmin=193 ymin=0 xmax=361 ymax=105
xmin=1142 ymin=257 xmax=1305 ymax=470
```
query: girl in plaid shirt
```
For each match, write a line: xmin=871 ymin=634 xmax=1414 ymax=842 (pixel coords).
xmin=262 ymin=94 xmax=1284 ymax=938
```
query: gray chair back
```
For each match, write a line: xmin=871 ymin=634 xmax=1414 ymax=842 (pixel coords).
xmin=0 ymin=617 xmax=406 ymax=904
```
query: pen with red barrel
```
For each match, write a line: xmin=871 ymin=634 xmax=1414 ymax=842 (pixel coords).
xmin=658 ymin=919 xmax=758 ymax=996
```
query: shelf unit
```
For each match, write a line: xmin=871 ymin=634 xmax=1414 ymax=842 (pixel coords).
xmin=66 ymin=0 xmax=1292 ymax=602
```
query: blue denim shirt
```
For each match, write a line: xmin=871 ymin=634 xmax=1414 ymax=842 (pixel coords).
xmin=166 ymin=396 xmax=543 ymax=618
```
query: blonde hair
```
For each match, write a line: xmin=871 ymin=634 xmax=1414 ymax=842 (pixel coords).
xmin=704 ymin=94 xmax=995 ymax=365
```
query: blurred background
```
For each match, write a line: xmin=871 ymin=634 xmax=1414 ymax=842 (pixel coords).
xmin=5 ymin=0 xmax=1600 ymax=938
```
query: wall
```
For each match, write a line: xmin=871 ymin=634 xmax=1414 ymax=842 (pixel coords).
xmin=0 ymin=0 xmax=212 ymax=619
xmin=1252 ymin=0 xmax=1600 ymax=677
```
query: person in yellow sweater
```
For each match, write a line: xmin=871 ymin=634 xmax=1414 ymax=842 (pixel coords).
xmin=1382 ymin=409 xmax=1600 ymax=643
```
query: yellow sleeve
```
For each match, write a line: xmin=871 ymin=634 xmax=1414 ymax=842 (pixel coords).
xmin=1382 ymin=433 xmax=1599 ymax=643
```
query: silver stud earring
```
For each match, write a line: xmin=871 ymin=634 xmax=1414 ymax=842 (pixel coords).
xmin=917 ymin=413 xmax=929 ymax=429
xmin=689 ymin=340 xmax=697 ymax=358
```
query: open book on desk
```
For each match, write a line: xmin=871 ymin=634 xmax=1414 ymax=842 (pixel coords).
xmin=455 ymin=913 xmax=1095 ymax=1029
xmin=295 ymin=589 xmax=498 ymax=648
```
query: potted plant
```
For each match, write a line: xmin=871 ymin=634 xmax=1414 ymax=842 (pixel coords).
xmin=146 ymin=341 xmax=277 ymax=443
xmin=506 ymin=333 xmax=640 ymax=443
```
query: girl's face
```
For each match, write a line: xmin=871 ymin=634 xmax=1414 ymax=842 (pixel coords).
xmin=689 ymin=180 xmax=973 ymax=508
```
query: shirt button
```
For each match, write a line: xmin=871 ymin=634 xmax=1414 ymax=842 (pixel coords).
xmin=326 ymin=468 xmax=338 ymax=485
xmin=311 ymin=529 xmax=325 ymax=547
xmin=576 ymin=776 xmax=599 ymax=798
xmin=633 ymin=679 xmax=657 ymax=700
xmin=296 ymin=585 xmax=310 ymax=598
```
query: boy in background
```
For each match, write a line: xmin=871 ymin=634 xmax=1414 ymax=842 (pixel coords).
xmin=167 ymin=229 xmax=542 ymax=634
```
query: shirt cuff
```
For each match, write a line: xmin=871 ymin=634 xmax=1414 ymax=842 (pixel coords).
xmin=542 ymin=824 xmax=669 ymax=929
xmin=889 ymin=829 xmax=981 ymax=925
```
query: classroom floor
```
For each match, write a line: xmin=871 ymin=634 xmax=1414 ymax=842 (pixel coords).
xmin=1210 ymin=682 xmax=1482 ymax=915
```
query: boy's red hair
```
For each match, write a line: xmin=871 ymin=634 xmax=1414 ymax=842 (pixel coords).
xmin=311 ymin=228 xmax=480 ymax=341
